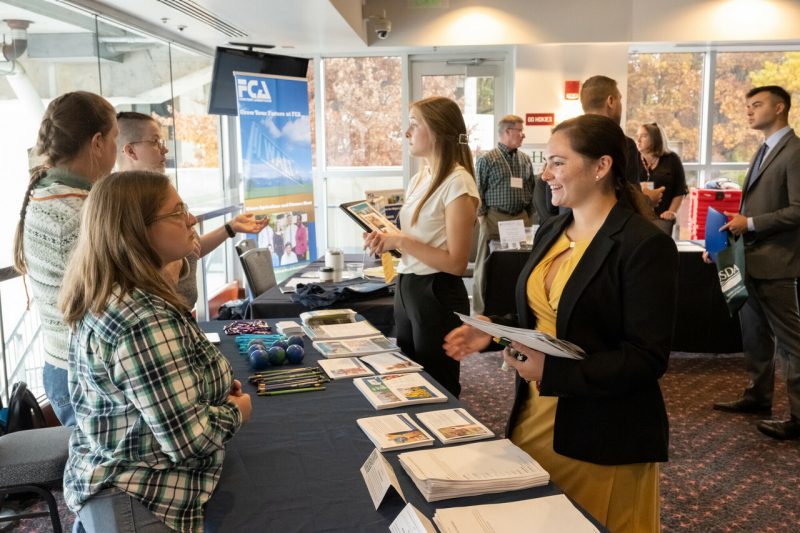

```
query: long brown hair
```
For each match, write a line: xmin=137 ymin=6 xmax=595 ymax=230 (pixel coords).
xmin=59 ymin=171 xmax=188 ymax=328
xmin=409 ymin=97 xmax=476 ymax=225
xmin=552 ymin=114 xmax=651 ymax=217
xmin=13 ymin=91 xmax=116 ymax=274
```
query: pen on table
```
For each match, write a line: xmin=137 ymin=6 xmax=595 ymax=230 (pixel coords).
xmin=259 ymin=386 xmax=327 ymax=396
xmin=259 ymin=379 xmax=326 ymax=390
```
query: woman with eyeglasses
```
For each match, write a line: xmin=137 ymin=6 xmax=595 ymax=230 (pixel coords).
xmin=636 ymin=122 xmax=688 ymax=235
xmin=59 ymin=171 xmax=251 ymax=532
xmin=364 ymin=96 xmax=478 ymax=397
xmin=13 ymin=91 xmax=118 ymax=426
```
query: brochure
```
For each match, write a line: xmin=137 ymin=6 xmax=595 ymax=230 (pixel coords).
xmin=415 ymin=408 xmax=494 ymax=445
xmin=299 ymin=308 xmax=357 ymax=327
xmin=360 ymin=352 xmax=423 ymax=374
xmin=303 ymin=321 xmax=380 ymax=340
xmin=356 ymin=413 xmax=435 ymax=451
xmin=353 ymin=373 xmax=449 ymax=410
xmin=455 ymin=313 xmax=584 ymax=360
xmin=314 ymin=335 xmax=400 ymax=358
xmin=317 ymin=357 xmax=374 ymax=380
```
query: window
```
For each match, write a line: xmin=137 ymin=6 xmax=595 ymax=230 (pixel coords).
xmin=627 ymin=48 xmax=800 ymax=187
xmin=713 ymin=51 xmax=800 ymax=164
xmin=323 ymin=57 xmax=403 ymax=167
xmin=626 ymin=52 xmax=704 ymax=162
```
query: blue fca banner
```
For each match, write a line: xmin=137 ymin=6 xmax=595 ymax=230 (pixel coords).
xmin=234 ymin=71 xmax=315 ymax=272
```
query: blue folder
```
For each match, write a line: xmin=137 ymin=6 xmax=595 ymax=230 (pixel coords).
xmin=705 ymin=207 xmax=729 ymax=260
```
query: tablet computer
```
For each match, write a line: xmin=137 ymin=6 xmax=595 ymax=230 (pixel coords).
xmin=340 ymin=200 xmax=402 ymax=257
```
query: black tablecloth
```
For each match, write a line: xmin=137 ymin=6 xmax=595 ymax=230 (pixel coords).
xmin=203 ymin=321 xmax=607 ymax=532
xmin=250 ymin=255 xmax=396 ymax=336
xmin=482 ymin=244 xmax=743 ymax=354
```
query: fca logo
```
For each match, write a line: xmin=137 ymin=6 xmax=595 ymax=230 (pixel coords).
xmin=237 ymin=79 xmax=272 ymax=101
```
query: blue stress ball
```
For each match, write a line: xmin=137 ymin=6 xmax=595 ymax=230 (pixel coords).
xmin=271 ymin=339 xmax=289 ymax=351
xmin=249 ymin=349 xmax=270 ymax=371
xmin=248 ymin=343 xmax=266 ymax=354
xmin=285 ymin=344 xmax=305 ymax=364
xmin=287 ymin=335 xmax=304 ymax=347
xmin=267 ymin=346 xmax=286 ymax=366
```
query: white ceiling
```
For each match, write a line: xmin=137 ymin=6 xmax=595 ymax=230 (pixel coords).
xmin=4 ymin=0 xmax=799 ymax=58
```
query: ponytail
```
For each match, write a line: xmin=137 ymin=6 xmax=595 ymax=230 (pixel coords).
xmin=13 ymin=166 xmax=50 ymax=274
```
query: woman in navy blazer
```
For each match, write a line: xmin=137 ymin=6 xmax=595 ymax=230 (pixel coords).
xmin=445 ymin=114 xmax=678 ymax=533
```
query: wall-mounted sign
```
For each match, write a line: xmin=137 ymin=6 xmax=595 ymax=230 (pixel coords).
xmin=526 ymin=113 xmax=555 ymax=126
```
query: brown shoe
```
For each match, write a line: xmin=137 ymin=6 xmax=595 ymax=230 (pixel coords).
xmin=757 ymin=418 xmax=800 ymax=440
xmin=713 ymin=398 xmax=772 ymax=415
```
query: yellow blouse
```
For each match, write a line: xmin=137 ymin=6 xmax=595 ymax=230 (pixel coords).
xmin=511 ymin=232 xmax=660 ymax=533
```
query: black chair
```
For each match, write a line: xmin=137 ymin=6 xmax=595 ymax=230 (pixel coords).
xmin=239 ymin=248 xmax=278 ymax=319
xmin=0 ymin=426 xmax=73 ymax=533
xmin=0 ymin=382 xmax=72 ymax=533
xmin=235 ymin=238 xmax=257 ymax=257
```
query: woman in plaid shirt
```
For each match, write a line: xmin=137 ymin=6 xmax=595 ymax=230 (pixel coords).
xmin=59 ymin=171 xmax=252 ymax=532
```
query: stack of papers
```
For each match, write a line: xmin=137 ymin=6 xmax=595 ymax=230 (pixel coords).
xmin=356 ymin=413 xmax=434 ymax=451
xmin=314 ymin=335 xmax=400 ymax=358
xmin=317 ymin=357 xmax=374 ymax=380
xmin=353 ymin=373 xmax=448 ymax=410
xmin=398 ymin=439 xmax=549 ymax=502
xmin=433 ymin=495 xmax=599 ymax=533
xmin=360 ymin=352 xmax=423 ymax=374
xmin=415 ymin=408 xmax=494 ymax=445
xmin=455 ymin=313 xmax=584 ymax=359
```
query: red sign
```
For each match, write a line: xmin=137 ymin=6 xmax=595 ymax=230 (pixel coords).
xmin=526 ymin=113 xmax=555 ymax=126
xmin=564 ymin=80 xmax=580 ymax=100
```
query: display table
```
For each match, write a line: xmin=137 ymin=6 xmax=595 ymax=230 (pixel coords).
xmin=202 ymin=320 xmax=607 ymax=532
xmin=481 ymin=241 xmax=742 ymax=354
xmin=250 ymin=255 xmax=396 ymax=336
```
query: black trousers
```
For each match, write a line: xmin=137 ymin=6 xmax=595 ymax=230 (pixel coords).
xmin=394 ymin=272 xmax=469 ymax=397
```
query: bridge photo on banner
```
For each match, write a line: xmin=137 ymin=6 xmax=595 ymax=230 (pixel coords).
xmin=234 ymin=71 xmax=316 ymax=274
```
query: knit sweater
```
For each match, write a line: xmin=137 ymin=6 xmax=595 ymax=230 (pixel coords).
xmin=23 ymin=168 xmax=91 ymax=369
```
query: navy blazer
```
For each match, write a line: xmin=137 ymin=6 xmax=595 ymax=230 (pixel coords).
xmin=494 ymin=201 xmax=678 ymax=465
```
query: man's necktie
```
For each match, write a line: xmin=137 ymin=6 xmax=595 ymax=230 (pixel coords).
xmin=742 ymin=142 xmax=769 ymax=211
xmin=753 ymin=142 xmax=768 ymax=172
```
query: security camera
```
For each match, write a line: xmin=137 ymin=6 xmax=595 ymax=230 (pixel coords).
xmin=371 ymin=15 xmax=391 ymax=40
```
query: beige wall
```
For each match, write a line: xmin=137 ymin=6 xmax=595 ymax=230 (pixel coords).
xmin=513 ymin=43 xmax=630 ymax=145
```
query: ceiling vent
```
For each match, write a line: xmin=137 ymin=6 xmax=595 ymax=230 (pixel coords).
xmin=156 ymin=0 xmax=248 ymax=38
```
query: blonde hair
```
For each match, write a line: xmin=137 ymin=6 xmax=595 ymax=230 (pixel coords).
xmin=410 ymin=97 xmax=476 ymax=226
xmin=13 ymin=91 xmax=116 ymax=274
xmin=59 ymin=171 xmax=188 ymax=327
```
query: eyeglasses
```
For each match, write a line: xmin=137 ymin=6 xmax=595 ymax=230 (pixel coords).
xmin=149 ymin=202 xmax=192 ymax=225
xmin=129 ymin=138 xmax=168 ymax=150
xmin=507 ymin=127 xmax=524 ymax=133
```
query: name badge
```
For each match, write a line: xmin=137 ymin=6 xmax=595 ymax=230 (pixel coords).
xmin=510 ymin=176 xmax=523 ymax=189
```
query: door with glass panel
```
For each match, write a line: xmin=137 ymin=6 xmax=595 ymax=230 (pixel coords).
xmin=409 ymin=57 xmax=507 ymax=179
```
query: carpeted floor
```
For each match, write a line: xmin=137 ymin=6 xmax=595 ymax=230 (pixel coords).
xmin=459 ymin=352 xmax=800 ymax=533
xmin=6 ymin=353 xmax=799 ymax=532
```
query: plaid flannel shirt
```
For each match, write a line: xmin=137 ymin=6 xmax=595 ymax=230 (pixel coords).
xmin=64 ymin=289 xmax=241 ymax=532
xmin=476 ymin=143 xmax=536 ymax=216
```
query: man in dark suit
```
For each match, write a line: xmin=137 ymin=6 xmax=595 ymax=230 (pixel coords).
xmin=712 ymin=85 xmax=800 ymax=440
xmin=546 ymin=76 xmax=663 ymax=212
